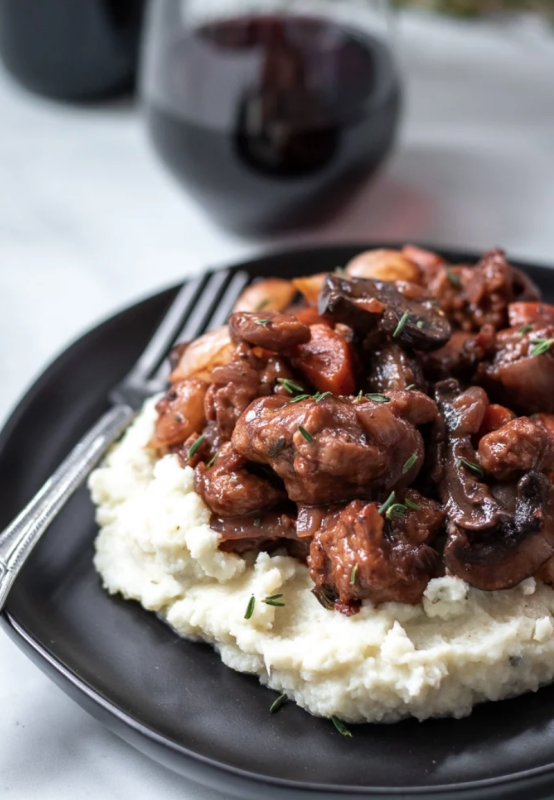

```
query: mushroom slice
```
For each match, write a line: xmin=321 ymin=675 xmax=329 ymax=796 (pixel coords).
xmin=445 ymin=471 xmax=554 ymax=591
xmin=436 ymin=379 xmax=554 ymax=590
xmin=318 ymin=274 xmax=451 ymax=351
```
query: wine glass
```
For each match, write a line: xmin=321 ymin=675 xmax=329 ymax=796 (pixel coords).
xmin=141 ymin=0 xmax=402 ymax=232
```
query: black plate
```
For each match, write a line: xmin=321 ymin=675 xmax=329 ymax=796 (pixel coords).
xmin=2 ymin=245 xmax=554 ymax=800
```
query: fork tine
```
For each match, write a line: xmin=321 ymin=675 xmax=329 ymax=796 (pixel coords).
xmin=150 ymin=269 xmax=252 ymax=387
xmin=128 ymin=274 xmax=206 ymax=381
xmin=205 ymin=270 xmax=250 ymax=331
xmin=173 ymin=268 xmax=231 ymax=345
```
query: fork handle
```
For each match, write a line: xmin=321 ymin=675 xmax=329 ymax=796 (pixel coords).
xmin=0 ymin=404 xmax=135 ymax=613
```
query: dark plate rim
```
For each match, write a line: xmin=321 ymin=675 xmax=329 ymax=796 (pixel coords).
xmin=2 ymin=242 xmax=554 ymax=797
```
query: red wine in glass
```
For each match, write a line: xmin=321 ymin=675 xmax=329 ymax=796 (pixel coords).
xmin=143 ymin=14 xmax=402 ymax=232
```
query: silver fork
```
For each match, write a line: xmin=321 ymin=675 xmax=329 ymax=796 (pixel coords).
xmin=0 ymin=268 xmax=251 ymax=612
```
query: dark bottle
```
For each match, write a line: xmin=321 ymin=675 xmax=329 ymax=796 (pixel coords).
xmin=0 ymin=0 xmax=145 ymax=101
xmin=142 ymin=8 xmax=402 ymax=232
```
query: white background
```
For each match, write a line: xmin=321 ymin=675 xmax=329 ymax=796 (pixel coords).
xmin=1 ymin=11 xmax=554 ymax=798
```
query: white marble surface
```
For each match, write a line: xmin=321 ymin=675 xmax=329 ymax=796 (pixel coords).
xmin=2 ymin=11 xmax=554 ymax=798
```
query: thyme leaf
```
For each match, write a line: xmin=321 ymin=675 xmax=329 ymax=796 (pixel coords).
xmin=405 ymin=497 xmax=421 ymax=511
xmin=298 ymin=425 xmax=314 ymax=443
xmin=244 ymin=595 xmax=255 ymax=620
xmin=269 ymin=694 xmax=288 ymax=714
xmin=530 ymin=338 xmax=554 ymax=357
xmin=332 ymin=716 xmax=353 ymax=737
xmin=445 ymin=267 xmax=461 ymax=287
xmin=378 ymin=491 xmax=396 ymax=516
xmin=366 ymin=393 xmax=391 ymax=403
xmin=393 ymin=311 xmax=410 ymax=339
xmin=187 ymin=434 xmax=205 ymax=459
xmin=268 ymin=436 xmax=287 ymax=457
xmin=456 ymin=457 xmax=484 ymax=478
xmin=403 ymin=454 xmax=418 ymax=474
xmin=278 ymin=378 xmax=305 ymax=395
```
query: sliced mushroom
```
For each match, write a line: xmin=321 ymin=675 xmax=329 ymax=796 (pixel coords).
xmin=436 ymin=379 xmax=554 ymax=590
xmin=366 ymin=341 xmax=425 ymax=393
xmin=445 ymin=471 xmax=554 ymax=591
xmin=318 ymin=274 xmax=451 ymax=351
xmin=229 ymin=310 xmax=310 ymax=352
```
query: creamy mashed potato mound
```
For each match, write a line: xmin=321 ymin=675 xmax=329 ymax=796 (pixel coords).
xmin=90 ymin=399 xmax=554 ymax=723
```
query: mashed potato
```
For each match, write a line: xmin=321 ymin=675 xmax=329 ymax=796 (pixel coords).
xmin=90 ymin=399 xmax=554 ymax=723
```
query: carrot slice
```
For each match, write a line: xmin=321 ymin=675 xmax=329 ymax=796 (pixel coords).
xmin=478 ymin=404 xmax=516 ymax=438
xmin=508 ymin=302 xmax=554 ymax=329
xmin=292 ymin=324 xmax=356 ymax=395
xmin=294 ymin=307 xmax=332 ymax=327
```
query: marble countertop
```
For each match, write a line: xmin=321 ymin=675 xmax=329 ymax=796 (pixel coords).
xmin=2 ymin=11 xmax=554 ymax=799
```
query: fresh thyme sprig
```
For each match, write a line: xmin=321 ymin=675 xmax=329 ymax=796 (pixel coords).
xmin=393 ymin=311 xmax=410 ymax=339
xmin=269 ymin=694 xmax=288 ymax=714
xmin=187 ymin=434 xmax=205 ymax=459
xmin=445 ymin=267 xmax=461 ymax=287
xmin=278 ymin=378 xmax=305 ymax=395
xmin=378 ymin=491 xmax=396 ymax=516
xmin=332 ymin=716 xmax=353 ymax=737
xmin=298 ymin=425 xmax=314 ymax=443
xmin=366 ymin=393 xmax=391 ymax=403
xmin=530 ymin=338 xmax=554 ymax=357
xmin=244 ymin=595 xmax=255 ymax=620
xmin=456 ymin=457 xmax=484 ymax=478
xmin=402 ymin=454 xmax=418 ymax=474
xmin=263 ymin=594 xmax=285 ymax=607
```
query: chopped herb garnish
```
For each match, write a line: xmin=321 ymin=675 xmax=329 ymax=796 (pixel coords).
xmin=530 ymin=338 xmax=554 ymax=358
xmin=386 ymin=503 xmax=408 ymax=520
xmin=268 ymin=436 xmax=287 ymax=457
xmin=207 ymin=451 xmax=218 ymax=468
xmin=355 ymin=390 xmax=364 ymax=403
xmin=334 ymin=266 xmax=347 ymax=277
xmin=456 ymin=457 xmax=484 ymax=478
xmin=298 ymin=425 xmax=314 ymax=443
xmin=316 ymin=391 xmax=332 ymax=402
xmin=518 ymin=324 xmax=534 ymax=336
xmin=416 ymin=320 xmax=425 ymax=329
xmin=445 ymin=267 xmax=461 ymax=287
xmin=393 ymin=311 xmax=410 ymax=339
xmin=278 ymin=378 xmax=305 ymax=395
xmin=269 ymin=694 xmax=288 ymax=714
xmin=289 ymin=394 xmax=311 ymax=404
xmin=263 ymin=593 xmax=285 ymax=607
xmin=405 ymin=384 xmax=416 ymax=391
xmin=187 ymin=434 xmax=205 ymax=459
xmin=403 ymin=454 xmax=418 ymax=474
xmin=254 ymin=298 xmax=270 ymax=312
xmin=253 ymin=518 xmax=261 ymax=527
xmin=378 ymin=491 xmax=396 ymax=516
xmin=366 ymin=393 xmax=391 ymax=403
xmin=174 ymin=413 xmax=184 ymax=423
xmin=350 ymin=564 xmax=358 ymax=585
xmin=256 ymin=318 xmax=271 ymax=326
xmin=312 ymin=586 xmax=336 ymax=610
xmin=405 ymin=497 xmax=421 ymax=511
xmin=331 ymin=716 xmax=353 ymax=737
xmin=244 ymin=595 xmax=255 ymax=620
